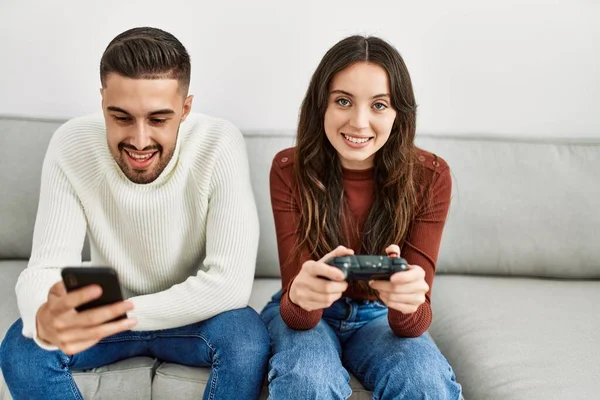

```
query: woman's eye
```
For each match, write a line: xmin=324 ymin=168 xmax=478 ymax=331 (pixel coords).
xmin=373 ymin=102 xmax=387 ymax=111
xmin=336 ymin=98 xmax=351 ymax=107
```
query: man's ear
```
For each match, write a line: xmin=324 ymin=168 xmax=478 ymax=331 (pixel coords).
xmin=181 ymin=95 xmax=194 ymax=122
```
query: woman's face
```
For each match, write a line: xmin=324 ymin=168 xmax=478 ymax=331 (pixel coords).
xmin=324 ymin=62 xmax=397 ymax=170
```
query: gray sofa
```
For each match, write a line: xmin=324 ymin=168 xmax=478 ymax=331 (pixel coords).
xmin=1 ymin=115 xmax=598 ymax=400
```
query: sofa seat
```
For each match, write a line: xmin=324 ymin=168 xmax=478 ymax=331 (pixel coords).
xmin=5 ymin=260 xmax=599 ymax=399
xmin=429 ymin=275 xmax=600 ymax=400
xmin=150 ymin=359 xmax=372 ymax=400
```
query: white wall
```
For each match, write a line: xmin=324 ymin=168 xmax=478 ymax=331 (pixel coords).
xmin=1 ymin=0 xmax=599 ymax=137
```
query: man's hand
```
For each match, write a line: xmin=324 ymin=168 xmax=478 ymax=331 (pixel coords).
xmin=369 ymin=244 xmax=429 ymax=314
xmin=36 ymin=281 xmax=137 ymax=355
xmin=289 ymin=246 xmax=354 ymax=312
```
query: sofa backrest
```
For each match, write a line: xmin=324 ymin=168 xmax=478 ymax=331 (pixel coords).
xmin=1 ymin=115 xmax=599 ymax=279
xmin=0 ymin=117 xmax=68 ymax=260
xmin=418 ymin=135 xmax=600 ymax=279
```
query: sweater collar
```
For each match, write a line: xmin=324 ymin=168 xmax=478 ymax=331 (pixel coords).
xmin=342 ymin=166 xmax=374 ymax=181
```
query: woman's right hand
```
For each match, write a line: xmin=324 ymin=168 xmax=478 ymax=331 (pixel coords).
xmin=289 ymin=245 xmax=354 ymax=312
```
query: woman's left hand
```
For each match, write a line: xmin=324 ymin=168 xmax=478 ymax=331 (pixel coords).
xmin=369 ymin=244 xmax=429 ymax=314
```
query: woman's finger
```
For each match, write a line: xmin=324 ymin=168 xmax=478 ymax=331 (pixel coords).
xmin=385 ymin=244 xmax=401 ymax=257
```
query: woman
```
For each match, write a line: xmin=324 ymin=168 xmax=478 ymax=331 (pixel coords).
xmin=261 ymin=35 xmax=462 ymax=399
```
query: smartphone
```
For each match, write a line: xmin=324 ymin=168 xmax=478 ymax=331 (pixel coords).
xmin=61 ymin=267 xmax=126 ymax=321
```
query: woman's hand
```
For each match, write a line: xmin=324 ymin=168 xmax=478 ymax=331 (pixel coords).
xmin=289 ymin=246 xmax=353 ymax=312
xmin=369 ymin=244 xmax=429 ymax=314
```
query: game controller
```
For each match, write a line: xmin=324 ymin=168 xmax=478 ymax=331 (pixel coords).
xmin=325 ymin=255 xmax=409 ymax=280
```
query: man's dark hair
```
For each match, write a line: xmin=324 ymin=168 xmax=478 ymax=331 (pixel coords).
xmin=100 ymin=27 xmax=191 ymax=94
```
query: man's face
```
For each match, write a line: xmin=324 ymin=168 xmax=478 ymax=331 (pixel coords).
xmin=101 ymin=74 xmax=193 ymax=184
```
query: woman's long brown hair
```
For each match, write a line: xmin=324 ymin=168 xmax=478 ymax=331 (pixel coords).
xmin=294 ymin=35 xmax=422 ymax=271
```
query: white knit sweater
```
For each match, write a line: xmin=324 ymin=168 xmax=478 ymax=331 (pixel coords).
xmin=16 ymin=113 xmax=260 ymax=348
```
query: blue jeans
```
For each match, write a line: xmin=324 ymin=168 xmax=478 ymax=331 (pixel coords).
xmin=260 ymin=291 xmax=462 ymax=400
xmin=0 ymin=307 xmax=269 ymax=400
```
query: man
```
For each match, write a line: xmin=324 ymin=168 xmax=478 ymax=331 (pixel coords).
xmin=0 ymin=27 xmax=269 ymax=399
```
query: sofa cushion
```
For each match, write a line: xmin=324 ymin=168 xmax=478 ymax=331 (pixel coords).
xmin=151 ymin=361 xmax=372 ymax=400
xmin=0 ymin=118 xmax=61 ymax=260
xmin=247 ymin=277 xmax=281 ymax=311
xmin=429 ymin=275 xmax=600 ymax=400
xmin=0 ymin=116 xmax=94 ymax=261
xmin=416 ymin=135 xmax=600 ymax=279
xmin=0 ymin=355 xmax=155 ymax=400
xmin=0 ymin=261 xmax=25 ymax=342
xmin=72 ymin=357 xmax=157 ymax=400
xmin=244 ymin=135 xmax=294 ymax=278
xmin=150 ymin=362 xmax=269 ymax=399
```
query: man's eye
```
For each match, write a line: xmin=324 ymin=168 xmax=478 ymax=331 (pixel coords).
xmin=113 ymin=115 xmax=130 ymax=122
xmin=373 ymin=102 xmax=387 ymax=111
xmin=336 ymin=98 xmax=351 ymax=107
xmin=151 ymin=119 xmax=167 ymax=124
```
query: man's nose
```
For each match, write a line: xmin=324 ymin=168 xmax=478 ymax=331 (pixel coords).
xmin=129 ymin=123 xmax=153 ymax=150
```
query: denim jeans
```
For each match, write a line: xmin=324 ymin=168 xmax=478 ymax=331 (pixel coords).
xmin=0 ymin=307 xmax=269 ymax=400
xmin=260 ymin=291 xmax=462 ymax=400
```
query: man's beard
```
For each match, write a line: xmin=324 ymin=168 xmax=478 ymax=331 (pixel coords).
xmin=116 ymin=142 xmax=175 ymax=184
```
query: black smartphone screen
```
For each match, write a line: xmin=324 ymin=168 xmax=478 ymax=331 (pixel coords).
xmin=61 ymin=267 xmax=126 ymax=320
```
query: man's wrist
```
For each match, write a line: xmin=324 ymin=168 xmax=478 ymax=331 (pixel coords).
xmin=35 ymin=309 xmax=51 ymax=345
